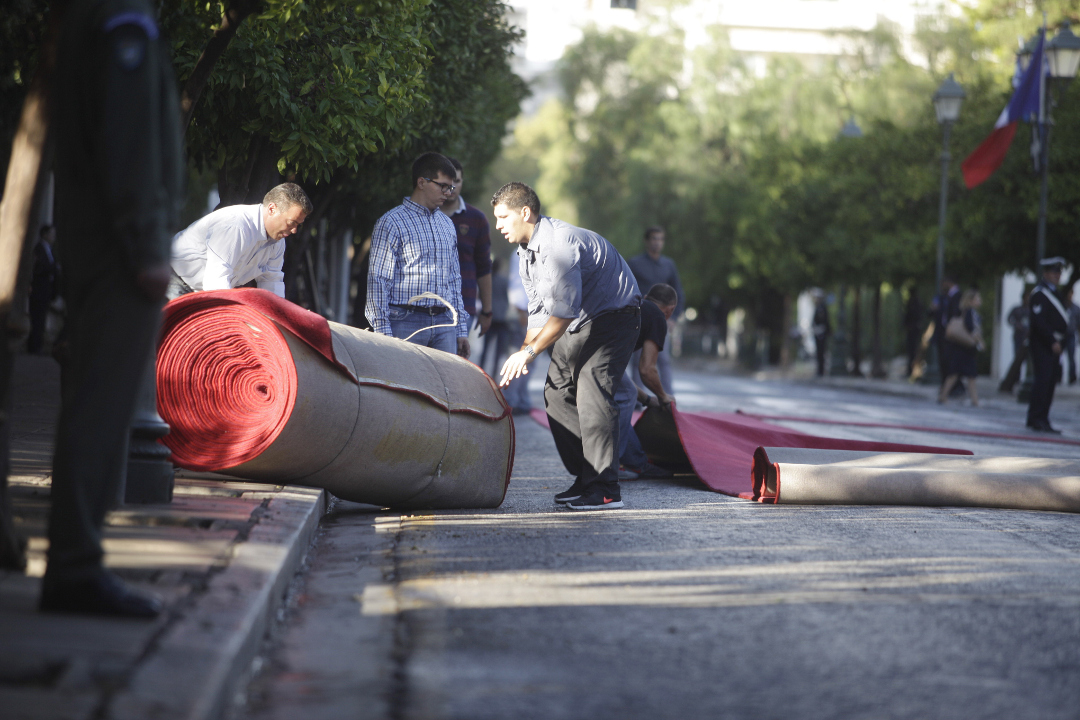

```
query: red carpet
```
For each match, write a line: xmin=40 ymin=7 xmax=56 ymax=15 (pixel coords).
xmin=531 ymin=405 xmax=971 ymax=498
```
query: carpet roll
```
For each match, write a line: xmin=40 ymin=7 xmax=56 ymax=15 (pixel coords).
xmin=158 ymin=290 xmax=513 ymax=509
xmin=752 ymin=447 xmax=1080 ymax=512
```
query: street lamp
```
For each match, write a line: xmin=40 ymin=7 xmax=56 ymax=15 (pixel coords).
xmin=932 ymin=73 xmax=964 ymax=294
xmin=922 ymin=74 xmax=964 ymax=387
xmin=830 ymin=117 xmax=862 ymax=376
xmin=1035 ymin=21 xmax=1080 ymax=265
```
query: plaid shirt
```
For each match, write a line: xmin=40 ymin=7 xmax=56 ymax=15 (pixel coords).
xmin=365 ymin=197 xmax=468 ymax=337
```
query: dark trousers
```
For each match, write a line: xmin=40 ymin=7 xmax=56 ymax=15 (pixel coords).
xmin=544 ymin=311 xmax=639 ymax=492
xmin=27 ymin=294 xmax=50 ymax=353
xmin=46 ymin=265 xmax=162 ymax=579
xmin=1026 ymin=342 xmax=1061 ymax=427
xmin=814 ymin=334 xmax=827 ymax=377
xmin=999 ymin=343 xmax=1028 ymax=392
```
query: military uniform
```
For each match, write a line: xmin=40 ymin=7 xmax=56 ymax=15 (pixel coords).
xmin=1026 ymin=260 xmax=1069 ymax=432
xmin=44 ymin=0 xmax=182 ymax=613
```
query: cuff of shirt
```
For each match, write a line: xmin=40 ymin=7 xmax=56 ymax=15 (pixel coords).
xmin=258 ymin=281 xmax=286 ymax=298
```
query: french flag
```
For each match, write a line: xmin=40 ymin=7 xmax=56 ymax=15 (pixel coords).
xmin=961 ymin=30 xmax=1045 ymax=188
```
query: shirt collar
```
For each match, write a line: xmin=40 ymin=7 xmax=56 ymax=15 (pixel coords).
xmin=402 ymin=197 xmax=440 ymax=216
xmin=253 ymin=204 xmax=276 ymax=243
xmin=524 ymin=215 xmax=549 ymax=253
xmin=449 ymin=197 xmax=466 ymax=215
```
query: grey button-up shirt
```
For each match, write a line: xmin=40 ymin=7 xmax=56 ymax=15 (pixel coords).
xmin=627 ymin=252 xmax=684 ymax=316
xmin=517 ymin=216 xmax=641 ymax=332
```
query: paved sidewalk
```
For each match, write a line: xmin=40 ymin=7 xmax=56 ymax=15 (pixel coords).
xmin=1 ymin=354 xmax=327 ymax=720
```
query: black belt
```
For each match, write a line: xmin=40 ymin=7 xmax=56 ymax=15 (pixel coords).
xmin=610 ymin=304 xmax=641 ymax=315
xmin=390 ymin=304 xmax=448 ymax=316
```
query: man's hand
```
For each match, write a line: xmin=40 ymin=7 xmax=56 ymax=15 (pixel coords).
xmin=645 ymin=394 xmax=675 ymax=411
xmin=477 ymin=312 xmax=493 ymax=336
xmin=457 ymin=337 xmax=471 ymax=358
xmin=136 ymin=262 xmax=172 ymax=302
xmin=1053 ymin=342 xmax=1062 ymax=355
xmin=499 ymin=349 xmax=532 ymax=387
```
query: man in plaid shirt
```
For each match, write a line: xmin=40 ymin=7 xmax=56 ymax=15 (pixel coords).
xmin=365 ymin=153 xmax=470 ymax=357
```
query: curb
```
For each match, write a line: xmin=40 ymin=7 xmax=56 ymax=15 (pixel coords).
xmin=108 ymin=486 xmax=328 ymax=720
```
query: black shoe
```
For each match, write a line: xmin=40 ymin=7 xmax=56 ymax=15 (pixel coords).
xmin=1029 ymin=421 xmax=1062 ymax=434
xmin=40 ymin=569 xmax=162 ymax=618
xmin=554 ymin=479 xmax=585 ymax=505
xmin=566 ymin=487 xmax=623 ymax=511
xmin=634 ymin=463 xmax=673 ymax=479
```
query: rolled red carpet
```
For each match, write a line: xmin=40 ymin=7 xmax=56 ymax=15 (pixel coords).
xmin=158 ymin=300 xmax=297 ymax=471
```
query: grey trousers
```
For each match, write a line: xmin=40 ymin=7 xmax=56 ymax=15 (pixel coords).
xmin=47 ymin=264 xmax=162 ymax=579
xmin=544 ymin=310 xmax=639 ymax=491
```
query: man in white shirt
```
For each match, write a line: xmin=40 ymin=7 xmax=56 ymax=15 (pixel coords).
xmin=168 ymin=182 xmax=312 ymax=299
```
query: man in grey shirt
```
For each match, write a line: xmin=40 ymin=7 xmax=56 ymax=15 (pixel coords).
xmin=627 ymin=226 xmax=684 ymax=394
xmin=494 ymin=182 xmax=641 ymax=510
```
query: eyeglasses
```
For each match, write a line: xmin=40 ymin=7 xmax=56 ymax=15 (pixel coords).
xmin=424 ymin=177 xmax=456 ymax=194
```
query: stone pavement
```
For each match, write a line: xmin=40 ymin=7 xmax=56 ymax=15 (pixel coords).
xmin=0 ymin=353 xmax=328 ymax=720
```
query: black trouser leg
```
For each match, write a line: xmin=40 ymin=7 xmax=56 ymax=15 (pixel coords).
xmin=544 ymin=313 xmax=638 ymax=491
xmin=46 ymin=268 xmax=161 ymax=579
xmin=1027 ymin=344 xmax=1057 ymax=427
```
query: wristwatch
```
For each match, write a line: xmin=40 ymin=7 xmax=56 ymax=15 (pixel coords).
xmin=480 ymin=310 xmax=493 ymax=317
xmin=524 ymin=344 xmax=536 ymax=357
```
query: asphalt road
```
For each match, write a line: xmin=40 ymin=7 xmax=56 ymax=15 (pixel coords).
xmin=236 ymin=368 xmax=1080 ymax=720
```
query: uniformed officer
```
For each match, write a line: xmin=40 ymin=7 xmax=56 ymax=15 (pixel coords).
xmin=42 ymin=0 xmax=183 ymax=616
xmin=1027 ymin=257 xmax=1069 ymax=434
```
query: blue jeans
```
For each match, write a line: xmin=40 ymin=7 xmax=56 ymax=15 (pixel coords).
xmin=388 ymin=306 xmax=457 ymax=355
xmin=615 ymin=370 xmax=649 ymax=470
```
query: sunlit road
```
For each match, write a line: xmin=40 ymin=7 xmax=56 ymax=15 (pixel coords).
xmin=237 ymin=368 xmax=1080 ymax=720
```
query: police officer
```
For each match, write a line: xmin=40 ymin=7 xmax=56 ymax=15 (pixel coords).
xmin=41 ymin=0 xmax=183 ymax=616
xmin=1026 ymin=257 xmax=1069 ymax=434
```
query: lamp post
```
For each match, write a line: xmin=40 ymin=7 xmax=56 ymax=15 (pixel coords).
xmin=921 ymin=75 xmax=964 ymax=386
xmin=830 ymin=117 xmax=862 ymax=376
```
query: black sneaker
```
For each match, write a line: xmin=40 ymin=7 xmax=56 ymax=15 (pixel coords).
xmin=554 ymin=479 xmax=584 ymax=504
xmin=634 ymin=463 xmax=673 ymax=479
xmin=566 ymin=487 xmax=623 ymax=511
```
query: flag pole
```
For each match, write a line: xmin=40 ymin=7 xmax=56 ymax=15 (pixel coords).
xmin=1035 ymin=14 xmax=1050 ymax=266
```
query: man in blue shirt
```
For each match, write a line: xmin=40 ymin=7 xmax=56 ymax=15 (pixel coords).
xmin=627 ymin=227 xmax=683 ymax=394
xmin=366 ymin=153 xmax=470 ymax=357
xmin=494 ymin=182 xmax=641 ymax=510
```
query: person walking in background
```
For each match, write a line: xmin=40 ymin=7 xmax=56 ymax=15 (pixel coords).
xmin=168 ymin=183 xmax=311 ymax=299
xmin=1026 ymin=257 xmax=1068 ymax=433
xmin=627 ymin=226 xmax=683 ymax=395
xmin=479 ymin=257 xmax=511 ymax=377
xmin=903 ymin=290 xmax=924 ymax=378
xmin=500 ymin=253 xmax=532 ymax=414
xmin=1064 ymin=283 xmax=1079 ymax=386
xmin=938 ymin=289 xmax=983 ymax=406
xmin=494 ymin=182 xmax=641 ymax=511
xmin=930 ymin=275 xmax=962 ymax=394
xmin=440 ymin=158 xmax=493 ymax=337
xmin=42 ymin=0 xmax=183 ymax=616
xmin=366 ymin=152 xmax=470 ymax=357
xmin=811 ymin=289 xmax=830 ymax=377
xmin=27 ymin=224 xmax=59 ymax=354
xmin=998 ymin=288 xmax=1031 ymax=394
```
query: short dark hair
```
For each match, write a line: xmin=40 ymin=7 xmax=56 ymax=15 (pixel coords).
xmin=447 ymin=157 xmax=463 ymax=175
xmin=644 ymin=226 xmax=665 ymax=241
xmin=491 ymin=182 xmax=541 ymax=216
xmin=646 ymin=283 xmax=678 ymax=307
xmin=412 ymin=152 xmax=456 ymax=188
xmin=263 ymin=183 xmax=313 ymax=214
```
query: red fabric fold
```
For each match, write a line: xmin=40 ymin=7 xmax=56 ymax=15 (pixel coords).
xmin=163 ymin=288 xmax=356 ymax=382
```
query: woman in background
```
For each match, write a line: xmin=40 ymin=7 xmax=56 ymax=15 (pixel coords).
xmin=938 ymin=289 xmax=983 ymax=406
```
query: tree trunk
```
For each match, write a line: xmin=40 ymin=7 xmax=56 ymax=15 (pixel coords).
xmin=779 ymin=293 xmax=792 ymax=369
xmin=871 ymin=283 xmax=887 ymax=378
xmin=180 ymin=0 xmax=263 ymax=133
xmin=850 ymin=285 xmax=863 ymax=376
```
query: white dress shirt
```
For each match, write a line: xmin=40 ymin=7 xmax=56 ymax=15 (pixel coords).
xmin=171 ymin=204 xmax=285 ymax=297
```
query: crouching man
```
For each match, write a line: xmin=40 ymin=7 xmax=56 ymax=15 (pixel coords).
xmin=494 ymin=182 xmax=641 ymax=510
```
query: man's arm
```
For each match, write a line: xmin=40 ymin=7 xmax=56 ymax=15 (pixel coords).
xmin=639 ymin=339 xmax=674 ymax=406
xmin=499 ymin=316 xmax=573 ymax=387
xmin=254 ymin=240 xmax=286 ymax=298
xmin=364 ymin=219 xmax=397 ymax=336
xmin=475 ymin=214 xmax=493 ymax=335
